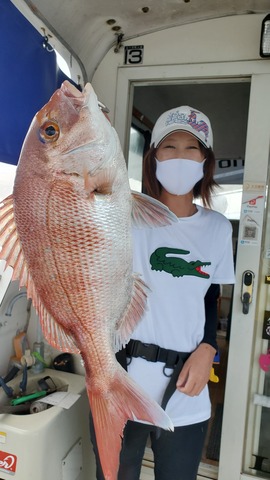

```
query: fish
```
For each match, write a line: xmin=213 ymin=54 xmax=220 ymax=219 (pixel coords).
xmin=0 ymin=81 xmax=176 ymax=479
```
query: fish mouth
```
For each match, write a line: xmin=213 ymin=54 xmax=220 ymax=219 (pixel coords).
xmin=59 ymin=81 xmax=113 ymax=158
xmin=56 ymin=81 xmax=114 ymax=179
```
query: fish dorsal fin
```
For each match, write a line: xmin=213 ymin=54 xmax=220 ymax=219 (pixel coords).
xmin=113 ymin=274 xmax=149 ymax=352
xmin=131 ymin=191 xmax=178 ymax=228
xmin=0 ymin=195 xmax=79 ymax=354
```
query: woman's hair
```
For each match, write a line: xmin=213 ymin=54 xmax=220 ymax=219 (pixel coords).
xmin=142 ymin=142 xmax=218 ymax=208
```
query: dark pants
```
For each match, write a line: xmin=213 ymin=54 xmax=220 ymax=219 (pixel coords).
xmin=89 ymin=415 xmax=208 ymax=480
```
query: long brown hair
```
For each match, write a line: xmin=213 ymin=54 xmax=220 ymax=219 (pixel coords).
xmin=142 ymin=143 xmax=218 ymax=208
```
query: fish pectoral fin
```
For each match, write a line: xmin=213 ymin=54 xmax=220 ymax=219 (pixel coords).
xmin=114 ymin=274 xmax=149 ymax=352
xmin=84 ymin=167 xmax=116 ymax=196
xmin=0 ymin=195 xmax=30 ymax=288
xmin=131 ymin=191 xmax=178 ymax=228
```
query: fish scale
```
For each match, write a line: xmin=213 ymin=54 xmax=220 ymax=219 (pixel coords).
xmin=0 ymin=80 xmax=178 ymax=480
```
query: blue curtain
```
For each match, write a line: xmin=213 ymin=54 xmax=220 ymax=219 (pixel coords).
xmin=0 ymin=1 xmax=75 ymax=165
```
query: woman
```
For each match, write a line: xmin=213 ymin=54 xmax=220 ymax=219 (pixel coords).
xmin=91 ymin=105 xmax=235 ymax=480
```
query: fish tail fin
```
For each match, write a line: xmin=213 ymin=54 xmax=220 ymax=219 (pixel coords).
xmin=88 ymin=369 xmax=173 ymax=480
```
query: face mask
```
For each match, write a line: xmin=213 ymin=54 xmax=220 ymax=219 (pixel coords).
xmin=155 ymin=158 xmax=205 ymax=196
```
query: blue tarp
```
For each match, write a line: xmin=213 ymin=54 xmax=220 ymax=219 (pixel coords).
xmin=0 ymin=1 xmax=72 ymax=166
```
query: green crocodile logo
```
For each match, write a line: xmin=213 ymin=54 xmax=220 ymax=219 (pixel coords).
xmin=150 ymin=247 xmax=211 ymax=278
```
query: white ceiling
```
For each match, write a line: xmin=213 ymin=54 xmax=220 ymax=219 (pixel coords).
xmin=20 ymin=0 xmax=270 ymax=80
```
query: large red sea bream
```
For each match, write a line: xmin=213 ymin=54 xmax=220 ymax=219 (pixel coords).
xmin=0 ymin=81 xmax=175 ymax=479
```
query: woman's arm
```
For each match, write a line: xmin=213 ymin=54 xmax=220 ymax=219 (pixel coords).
xmin=176 ymin=284 xmax=220 ymax=396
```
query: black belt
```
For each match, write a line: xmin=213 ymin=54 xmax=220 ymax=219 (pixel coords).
xmin=126 ymin=339 xmax=191 ymax=410
xmin=126 ymin=339 xmax=190 ymax=370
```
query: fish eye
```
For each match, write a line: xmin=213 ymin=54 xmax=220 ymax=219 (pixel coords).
xmin=39 ymin=120 xmax=60 ymax=143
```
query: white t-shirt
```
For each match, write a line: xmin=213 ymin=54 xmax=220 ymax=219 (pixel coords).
xmin=128 ymin=205 xmax=235 ymax=427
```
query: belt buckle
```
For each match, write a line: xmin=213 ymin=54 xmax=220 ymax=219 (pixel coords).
xmin=140 ymin=342 xmax=160 ymax=362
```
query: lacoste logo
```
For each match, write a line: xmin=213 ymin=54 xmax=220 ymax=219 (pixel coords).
xmin=150 ymin=247 xmax=210 ymax=278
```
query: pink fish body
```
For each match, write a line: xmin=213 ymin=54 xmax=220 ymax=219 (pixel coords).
xmin=0 ymin=81 xmax=175 ymax=479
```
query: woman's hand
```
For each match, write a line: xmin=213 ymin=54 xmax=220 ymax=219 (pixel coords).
xmin=176 ymin=343 xmax=216 ymax=397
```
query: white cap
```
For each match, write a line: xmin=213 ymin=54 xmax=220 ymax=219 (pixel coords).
xmin=151 ymin=105 xmax=213 ymax=149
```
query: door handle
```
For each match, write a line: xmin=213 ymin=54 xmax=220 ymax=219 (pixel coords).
xmin=241 ymin=270 xmax=255 ymax=314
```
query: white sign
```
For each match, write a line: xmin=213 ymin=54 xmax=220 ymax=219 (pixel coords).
xmin=239 ymin=182 xmax=265 ymax=247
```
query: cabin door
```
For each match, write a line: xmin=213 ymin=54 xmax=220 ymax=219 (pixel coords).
xmin=114 ymin=65 xmax=270 ymax=480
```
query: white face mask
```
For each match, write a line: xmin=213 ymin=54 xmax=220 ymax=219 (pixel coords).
xmin=155 ymin=158 xmax=205 ymax=196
